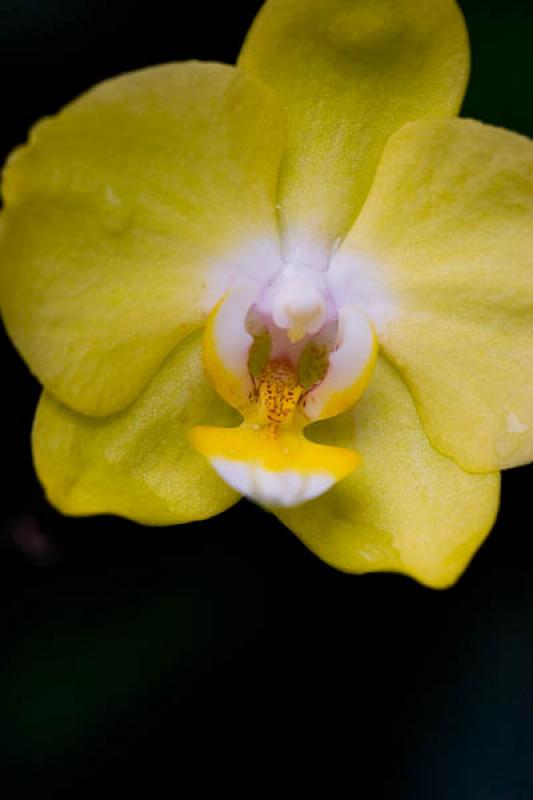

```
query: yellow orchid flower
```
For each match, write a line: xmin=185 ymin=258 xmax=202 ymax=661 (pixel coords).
xmin=1 ymin=0 xmax=531 ymax=589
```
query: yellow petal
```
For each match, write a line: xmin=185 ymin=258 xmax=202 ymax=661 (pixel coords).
xmin=238 ymin=0 xmax=469 ymax=267
xmin=277 ymin=357 xmax=500 ymax=589
xmin=0 ymin=62 xmax=286 ymax=416
xmin=337 ymin=119 xmax=533 ymax=472
xmin=32 ymin=331 xmax=241 ymax=525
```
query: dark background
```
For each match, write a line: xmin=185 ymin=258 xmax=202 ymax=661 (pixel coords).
xmin=1 ymin=0 xmax=532 ymax=795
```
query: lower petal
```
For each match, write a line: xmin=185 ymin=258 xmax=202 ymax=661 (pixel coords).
xmin=32 ymin=331 xmax=241 ymax=525
xmin=277 ymin=356 xmax=500 ymax=589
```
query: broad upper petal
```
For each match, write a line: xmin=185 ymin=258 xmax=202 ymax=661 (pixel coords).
xmin=32 ymin=331 xmax=241 ymax=524
xmin=0 ymin=62 xmax=286 ymax=416
xmin=335 ymin=119 xmax=533 ymax=472
xmin=238 ymin=0 xmax=469 ymax=267
xmin=276 ymin=356 xmax=500 ymax=589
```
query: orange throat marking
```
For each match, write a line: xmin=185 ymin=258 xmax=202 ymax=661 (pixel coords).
xmin=254 ymin=360 xmax=304 ymax=436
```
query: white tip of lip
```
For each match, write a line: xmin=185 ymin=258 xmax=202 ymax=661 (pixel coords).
xmin=210 ymin=457 xmax=335 ymax=507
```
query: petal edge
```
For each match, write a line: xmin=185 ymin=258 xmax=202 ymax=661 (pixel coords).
xmin=277 ymin=356 xmax=500 ymax=588
xmin=32 ymin=331 xmax=241 ymax=525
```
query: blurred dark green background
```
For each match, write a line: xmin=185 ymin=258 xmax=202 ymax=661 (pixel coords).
xmin=0 ymin=0 xmax=532 ymax=795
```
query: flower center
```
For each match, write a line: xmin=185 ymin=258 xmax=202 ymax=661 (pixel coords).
xmin=188 ymin=265 xmax=378 ymax=507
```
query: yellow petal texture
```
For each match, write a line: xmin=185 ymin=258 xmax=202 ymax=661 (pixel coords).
xmin=238 ymin=0 xmax=469 ymax=267
xmin=276 ymin=356 xmax=500 ymax=589
xmin=337 ymin=119 xmax=533 ymax=472
xmin=32 ymin=331 xmax=241 ymax=525
xmin=0 ymin=62 xmax=286 ymax=416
